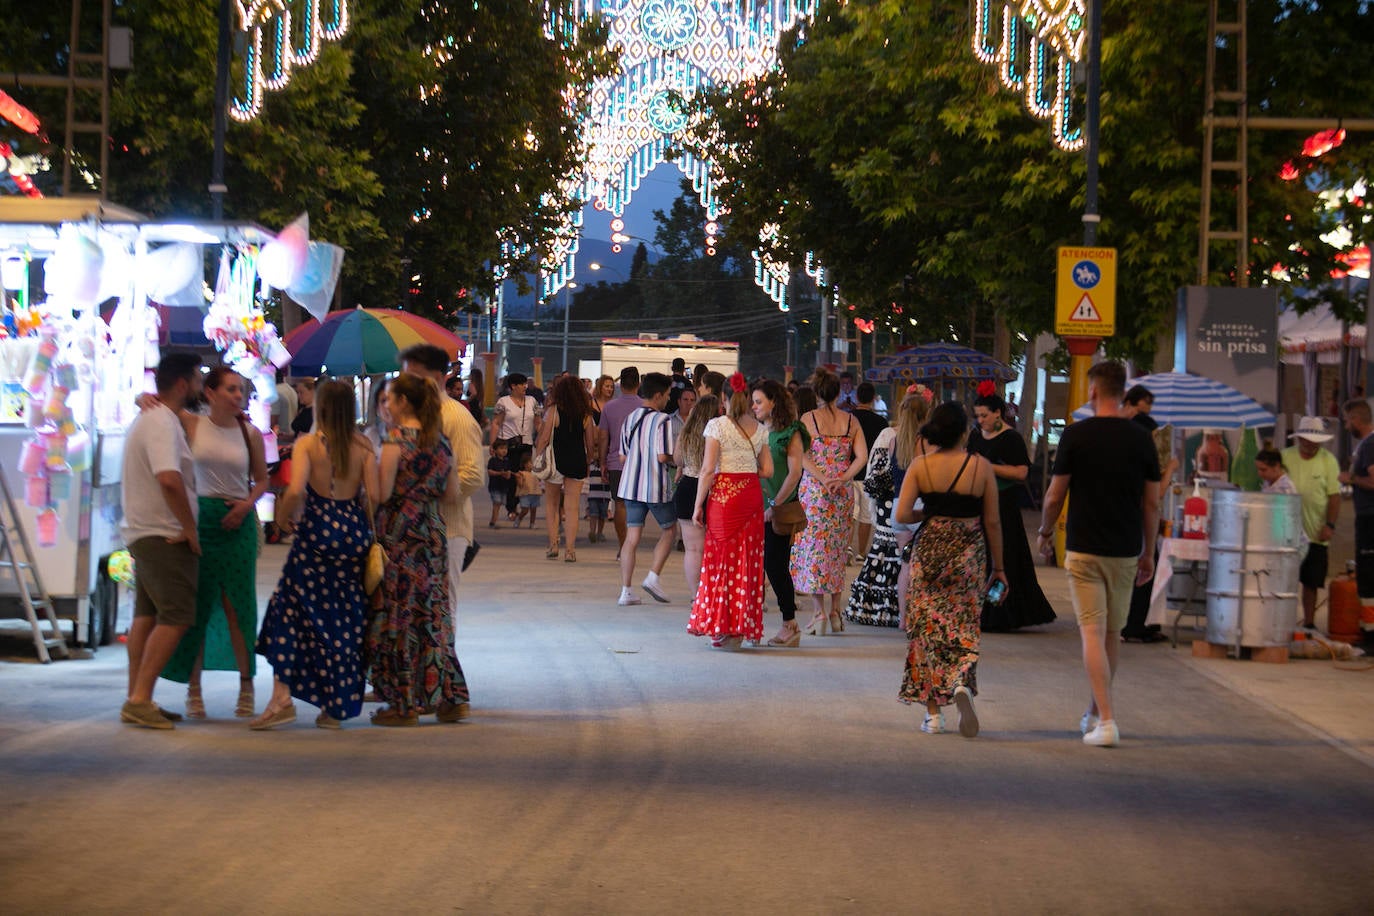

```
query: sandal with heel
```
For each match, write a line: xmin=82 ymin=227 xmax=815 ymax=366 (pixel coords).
xmin=234 ymin=678 xmax=255 ymax=718
xmin=801 ymin=612 xmax=829 ymax=637
xmin=766 ymin=623 xmax=801 ymax=647
xmin=828 ymin=611 xmax=846 ymax=634
xmin=186 ymin=685 xmax=206 ymax=719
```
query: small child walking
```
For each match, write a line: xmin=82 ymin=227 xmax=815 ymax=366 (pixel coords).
xmin=585 ymin=459 xmax=610 ymax=543
xmin=487 ymin=441 xmax=513 ymax=527
xmin=514 ymin=455 xmax=542 ymax=528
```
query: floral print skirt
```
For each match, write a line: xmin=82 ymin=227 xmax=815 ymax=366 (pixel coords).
xmin=900 ymin=517 xmax=985 ymax=707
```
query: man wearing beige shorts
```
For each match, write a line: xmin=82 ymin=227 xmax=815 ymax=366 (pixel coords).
xmin=1036 ymin=361 xmax=1160 ymax=748
xmin=120 ymin=351 xmax=204 ymax=729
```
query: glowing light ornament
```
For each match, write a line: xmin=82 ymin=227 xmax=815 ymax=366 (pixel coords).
xmin=106 ymin=549 xmax=135 ymax=587
xmin=230 ymin=1 xmax=350 ymax=122
xmin=971 ymin=0 xmax=1086 ymax=152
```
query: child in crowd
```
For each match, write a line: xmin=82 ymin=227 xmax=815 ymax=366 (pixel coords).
xmin=487 ymin=440 xmax=513 ymax=527
xmin=1256 ymin=448 xmax=1297 ymax=495
xmin=514 ymin=455 xmax=541 ymax=528
xmin=585 ymin=459 xmax=610 ymax=543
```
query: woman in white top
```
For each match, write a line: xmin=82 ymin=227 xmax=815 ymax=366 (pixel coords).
xmin=160 ymin=367 xmax=269 ymax=718
xmin=490 ymin=372 xmax=540 ymax=517
xmin=686 ymin=373 xmax=774 ymax=649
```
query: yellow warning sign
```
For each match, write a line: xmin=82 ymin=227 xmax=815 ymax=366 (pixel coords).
xmin=1056 ymin=247 xmax=1116 ymax=338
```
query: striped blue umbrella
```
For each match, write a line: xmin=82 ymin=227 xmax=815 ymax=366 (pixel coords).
xmin=1071 ymin=371 xmax=1275 ymax=428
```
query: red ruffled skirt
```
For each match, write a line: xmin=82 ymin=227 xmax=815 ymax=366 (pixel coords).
xmin=687 ymin=473 xmax=766 ymax=640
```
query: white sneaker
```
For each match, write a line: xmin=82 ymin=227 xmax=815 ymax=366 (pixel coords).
xmin=1082 ymin=720 xmax=1120 ymax=747
xmin=641 ymin=579 xmax=670 ymax=603
xmin=953 ymin=686 xmax=979 ymax=738
xmin=920 ymin=712 xmax=944 ymax=734
xmin=617 ymin=594 xmax=642 ymax=607
xmin=1080 ymin=711 xmax=1100 ymax=736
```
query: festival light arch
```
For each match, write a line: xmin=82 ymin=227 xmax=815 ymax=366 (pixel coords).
xmin=537 ymin=0 xmax=822 ymax=310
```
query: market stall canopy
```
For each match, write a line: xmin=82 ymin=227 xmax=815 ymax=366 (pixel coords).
xmin=1071 ymin=371 xmax=1275 ymax=428
xmin=864 ymin=342 xmax=1016 ymax=384
xmin=283 ymin=307 xmax=465 ymax=376
xmin=1278 ymin=301 xmax=1366 ymax=365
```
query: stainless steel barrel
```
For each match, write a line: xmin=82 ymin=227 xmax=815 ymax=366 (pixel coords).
xmin=1205 ymin=490 xmax=1303 ymax=648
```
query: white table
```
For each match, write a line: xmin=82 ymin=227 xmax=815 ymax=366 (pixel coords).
xmin=1148 ymin=537 xmax=1210 ymax=642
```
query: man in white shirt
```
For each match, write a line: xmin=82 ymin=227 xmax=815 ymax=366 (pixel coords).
xmin=615 ymin=372 xmax=678 ymax=606
xmin=119 ymin=352 xmax=203 ymax=729
xmin=400 ymin=345 xmax=486 ymax=622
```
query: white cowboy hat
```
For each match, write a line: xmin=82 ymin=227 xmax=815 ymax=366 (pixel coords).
xmin=1288 ymin=415 xmax=1334 ymax=443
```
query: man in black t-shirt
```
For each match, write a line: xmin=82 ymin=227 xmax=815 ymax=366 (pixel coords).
xmin=1340 ymin=398 xmax=1374 ymax=653
xmin=1036 ymin=361 xmax=1160 ymax=749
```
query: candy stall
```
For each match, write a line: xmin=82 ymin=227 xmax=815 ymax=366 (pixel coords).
xmin=0 ymin=198 xmax=304 ymax=650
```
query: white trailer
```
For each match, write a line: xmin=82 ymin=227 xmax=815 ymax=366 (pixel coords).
xmin=598 ymin=334 xmax=739 ymax=382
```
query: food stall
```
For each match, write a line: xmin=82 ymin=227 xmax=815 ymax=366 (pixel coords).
xmin=0 ymin=198 xmax=281 ymax=650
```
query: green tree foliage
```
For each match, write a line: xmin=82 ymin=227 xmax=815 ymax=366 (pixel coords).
xmin=686 ymin=0 xmax=1372 ymax=364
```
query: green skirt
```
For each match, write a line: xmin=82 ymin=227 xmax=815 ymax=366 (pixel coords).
xmin=161 ymin=496 xmax=259 ymax=682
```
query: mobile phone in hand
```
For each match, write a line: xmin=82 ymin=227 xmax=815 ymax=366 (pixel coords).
xmin=987 ymin=579 xmax=1007 ymax=604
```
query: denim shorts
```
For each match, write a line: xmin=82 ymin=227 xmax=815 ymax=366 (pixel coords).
xmin=624 ymin=498 xmax=677 ymax=529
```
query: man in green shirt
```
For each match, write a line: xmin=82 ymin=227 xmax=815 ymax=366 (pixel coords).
xmin=1281 ymin=416 xmax=1342 ymax=631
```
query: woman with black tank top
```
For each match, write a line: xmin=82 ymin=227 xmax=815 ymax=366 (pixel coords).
xmin=533 ymin=375 xmax=596 ymax=562
xmin=895 ymin=402 xmax=1004 ymax=738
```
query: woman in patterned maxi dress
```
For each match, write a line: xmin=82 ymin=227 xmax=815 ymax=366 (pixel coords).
xmin=845 ymin=390 xmax=932 ymax=627
xmin=366 ymin=373 xmax=468 ymax=727
xmin=252 ymin=381 xmax=379 ymax=729
xmin=894 ymin=402 xmax=1004 ymax=738
xmin=791 ymin=369 xmax=868 ymax=636
xmin=687 ymin=376 xmax=773 ymax=648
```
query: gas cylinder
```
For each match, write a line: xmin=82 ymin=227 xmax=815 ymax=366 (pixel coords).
xmin=1182 ymin=481 xmax=1209 ymax=539
xmin=1328 ymin=570 xmax=1361 ymax=643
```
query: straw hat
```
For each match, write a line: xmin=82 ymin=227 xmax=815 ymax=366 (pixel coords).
xmin=1289 ymin=416 xmax=1333 ymax=443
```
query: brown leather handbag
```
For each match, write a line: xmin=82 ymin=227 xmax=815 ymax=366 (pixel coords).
xmin=770 ymin=499 xmax=808 ymax=536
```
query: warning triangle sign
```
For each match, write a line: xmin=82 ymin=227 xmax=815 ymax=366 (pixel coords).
xmin=1071 ymin=294 xmax=1102 ymax=322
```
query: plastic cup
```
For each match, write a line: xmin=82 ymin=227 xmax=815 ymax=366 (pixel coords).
xmin=19 ymin=439 xmax=45 ymax=475
xmin=35 ymin=508 xmax=59 ymax=547
xmin=256 ymin=492 xmax=276 ymax=524
xmin=25 ymin=475 xmax=48 ymax=509
xmin=48 ymin=470 xmax=71 ymax=501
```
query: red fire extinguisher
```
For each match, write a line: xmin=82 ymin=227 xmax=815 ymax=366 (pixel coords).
xmin=1182 ymin=481 xmax=1208 ymax=539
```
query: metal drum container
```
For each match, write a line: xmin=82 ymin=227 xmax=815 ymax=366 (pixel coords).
xmin=1205 ymin=490 xmax=1303 ymax=648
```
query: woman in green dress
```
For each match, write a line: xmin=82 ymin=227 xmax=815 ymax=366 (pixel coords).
xmin=161 ymin=367 xmax=269 ymax=717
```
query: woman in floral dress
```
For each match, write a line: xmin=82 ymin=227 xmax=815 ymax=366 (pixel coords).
xmin=686 ymin=374 xmax=773 ymax=649
xmin=251 ymin=381 xmax=378 ymax=730
xmin=846 ymin=389 xmax=931 ymax=627
xmin=791 ymin=369 xmax=868 ymax=636
xmin=366 ymin=373 xmax=468 ymax=727
xmin=894 ymin=403 xmax=1004 ymax=738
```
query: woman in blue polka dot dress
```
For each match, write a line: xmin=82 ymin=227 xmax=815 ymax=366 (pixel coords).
xmin=251 ymin=381 xmax=379 ymax=730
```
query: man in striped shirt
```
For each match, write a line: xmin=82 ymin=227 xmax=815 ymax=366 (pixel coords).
xmin=616 ymin=372 xmax=678 ymax=606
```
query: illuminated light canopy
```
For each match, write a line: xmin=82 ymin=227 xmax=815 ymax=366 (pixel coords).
xmin=971 ymin=0 xmax=1085 ymax=151
xmin=231 ymin=0 xmax=351 ymax=122
xmin=537 ymin=1 xmax=822 ymax=309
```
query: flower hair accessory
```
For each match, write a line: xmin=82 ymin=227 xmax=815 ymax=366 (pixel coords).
xmin=976 ymin=380 xmax=998 ymax=397
xmin=906 ymin=383 xmax=934 ymax=404
xmin=728 ymin=371 xmax=748 ymax=394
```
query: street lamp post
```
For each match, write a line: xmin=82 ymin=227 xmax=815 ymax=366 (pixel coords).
xmin=560 ymin=281 xmax=577 ymax=373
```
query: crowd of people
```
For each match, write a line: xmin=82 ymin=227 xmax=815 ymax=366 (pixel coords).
xmin=120 ymin=349 xmax=1174 ymax=749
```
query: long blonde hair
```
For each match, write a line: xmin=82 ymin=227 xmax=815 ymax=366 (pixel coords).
xmin=894 ymin=392 xmax=932 ymax=468
xmin=678 ymin=395 xmax=720 ymax=471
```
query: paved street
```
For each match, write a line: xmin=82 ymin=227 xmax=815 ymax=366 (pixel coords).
xmin=2 ymin=505 xmax=1373 ymax=914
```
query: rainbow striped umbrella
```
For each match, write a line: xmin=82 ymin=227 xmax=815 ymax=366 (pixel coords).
xmin=283 ymin=307 xmax=465 ymax=375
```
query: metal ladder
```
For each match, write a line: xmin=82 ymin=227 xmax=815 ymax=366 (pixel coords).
xmin=0 ymin=472 xmax=68 ymax=663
